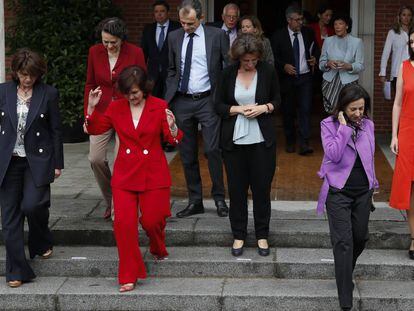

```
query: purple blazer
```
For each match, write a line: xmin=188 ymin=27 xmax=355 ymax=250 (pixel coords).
xmin=316 ymin=116 xmax=379 ymax=214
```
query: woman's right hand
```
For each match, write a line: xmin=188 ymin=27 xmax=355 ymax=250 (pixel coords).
xmin=326 ymin=60 xmax=338 ymax=70
xmin=390 ymin=136 xmax=398 ymax=155
xmin=379 ymin=76 xmax=386 ymax=83
xmin=88 ymin=87 xmax=102 ymax=109
xmin=338 ymin=111 xmax=347 ymax=125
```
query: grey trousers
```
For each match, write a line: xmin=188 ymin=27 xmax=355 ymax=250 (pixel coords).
xmin=170 ymin=94 xmax=225 ymax=203
xmin=326 ymin=186 xmax=373 ymax=309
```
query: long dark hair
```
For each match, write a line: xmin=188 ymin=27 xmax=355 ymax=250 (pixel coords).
xmin=333 ymin=84 xmax=371 ymax=118
xmin=408 ymin=29 xmax=414 ymax=60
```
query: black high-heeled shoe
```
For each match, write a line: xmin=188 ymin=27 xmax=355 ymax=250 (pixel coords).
xmin=231 ymin=240 xmax=244 ymax=257
xmin=257 ymin=239 xmax=270 ymax=257
xmin=409 ymin=238 xmax=414 ymax=260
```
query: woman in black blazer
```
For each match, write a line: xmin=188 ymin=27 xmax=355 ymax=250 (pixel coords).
xmin=215 ymin=33 xmax=280 ymax=257
xmin=0 ymin=49 xmax=64 ymax=288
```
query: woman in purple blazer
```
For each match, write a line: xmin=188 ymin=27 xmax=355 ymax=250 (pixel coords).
xmin=317 ymin=84 xmax=378 ymax=311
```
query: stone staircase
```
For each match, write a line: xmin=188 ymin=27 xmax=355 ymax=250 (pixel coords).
xmin=1 ymin=200 xmax=413 ymax=310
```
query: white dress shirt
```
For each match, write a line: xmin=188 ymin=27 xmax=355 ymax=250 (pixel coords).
xmin=155 ymin=19 xmax=170 ymax=46
xmin=379 ymin=28 xmax=409 ymax=79
xmin=221 ymin=24 xmax=237 ymax=46
xmin=179 ymin=25 xmax=210 ymax=94
xmin=288 ymin=27 xmax=309 ymax=75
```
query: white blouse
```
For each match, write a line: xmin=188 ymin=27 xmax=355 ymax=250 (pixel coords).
xmin=379 ymin=28 xmax=409 ymax=79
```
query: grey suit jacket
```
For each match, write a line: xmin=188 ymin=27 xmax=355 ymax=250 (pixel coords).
xmin=164 ymin=24 xmax=229 ymax=103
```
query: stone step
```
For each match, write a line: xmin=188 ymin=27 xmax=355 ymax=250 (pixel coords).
xmin=1 ymin=247 xmax=412 ymax=281
xmin=0 ymin=276 xmax=413 ymax=311
xmin=2 ymin=216 xmax=406 ymax=249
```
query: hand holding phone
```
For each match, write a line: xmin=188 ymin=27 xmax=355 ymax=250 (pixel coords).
xmin=338 ymin=111 xmax=347 ymax=125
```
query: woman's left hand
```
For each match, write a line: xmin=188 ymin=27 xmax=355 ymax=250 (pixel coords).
xmin=55 ymin=169 xmax=62 ymax=179
xmin=243 ymin=104 xmax=267 ymax=119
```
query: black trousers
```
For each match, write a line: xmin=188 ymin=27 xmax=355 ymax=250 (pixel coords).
xmin=326 ymin=186 xmax=373 ymax=309
xmin=171 ymin=94 xmax=225 ymax=203
xmin=0 ymin=157 xmax=53 ymax=282
xmin=223 ymin=143 xmax=276 ymax=240
xmin=281 ymin=73 xmax=313 ymax=146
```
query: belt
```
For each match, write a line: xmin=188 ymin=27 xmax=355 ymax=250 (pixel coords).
xmin=177 ymin=90 xmax=211 ymax=100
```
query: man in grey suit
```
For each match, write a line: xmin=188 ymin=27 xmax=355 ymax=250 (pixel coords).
xmin=165 ymin=0 xmax=229 ymax=218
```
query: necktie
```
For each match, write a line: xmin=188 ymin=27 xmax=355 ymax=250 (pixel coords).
xmin=293 ymin=32 xmax=300 ymax=77
xmin=226 ymin=29 xmax=232 ymax=45
xmin=157 ymin=25 xmax=165 ymax=50
xmin=180 ymin=33 xmax=195 ymax=93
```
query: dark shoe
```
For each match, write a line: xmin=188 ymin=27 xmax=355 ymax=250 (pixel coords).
xmin=257 ymin=239 xmax=270 ymax=256
xmin=258 ymin=246 xmax=270 ymax=256
xmin=285 ymin=143 xmax=295 ymax=153
xmin=176 ymin=203 xmax=204 ymax=218
xmin=215 ymin=200 xmax=228 ymax=217
xmin=231 ymin=240 xmax=244 ymax=257
xmin=163 ymin=143 xmax=176 ymax=152
xmin=341 ymin=308 xmax=351 ymax=311
xmin=298 ymin=144 xmax=314 ymax=155
xmin=409 ymin=238 xmax=414 ymax=260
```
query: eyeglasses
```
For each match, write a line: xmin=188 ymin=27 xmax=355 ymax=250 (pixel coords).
xmin=289 ymin=17 xmax=303 ymax=22
xmin=224 ymin=15 xmax=238 ymax=20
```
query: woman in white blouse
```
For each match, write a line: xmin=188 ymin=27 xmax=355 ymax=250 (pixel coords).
xmin=379 ymin=5 xmax=413 ymax=88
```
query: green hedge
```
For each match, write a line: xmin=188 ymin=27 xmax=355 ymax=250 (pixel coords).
xmin=7 ymin=0 xmax=121 ymax=126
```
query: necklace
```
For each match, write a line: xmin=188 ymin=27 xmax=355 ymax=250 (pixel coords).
xmin=17 ymin=85 xmax=32 ymax=97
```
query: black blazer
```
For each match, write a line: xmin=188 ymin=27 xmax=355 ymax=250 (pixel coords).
xmin=0 ymin=81 xmax=64 ymax=187
xmin=214 ymin=61 xmax=281 ymax=151
xmin=271 ymin=26 xmax=319 ymax=85
xmin=141 ymin=20 xmax=181 ymax=84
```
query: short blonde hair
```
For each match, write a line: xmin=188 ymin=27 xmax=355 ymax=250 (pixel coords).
xmin=230 ymin=33 xmax=263 ymax=61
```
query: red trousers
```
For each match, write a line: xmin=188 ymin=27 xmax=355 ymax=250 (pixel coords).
xmin=112 ymin=187 xmax=171 ymax=284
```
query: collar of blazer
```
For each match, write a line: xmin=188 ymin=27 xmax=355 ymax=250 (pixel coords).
xmin=6 ymin=81 xmax=46 ymax=133
xmin=98 ymin=41 xmax=130 ymax=71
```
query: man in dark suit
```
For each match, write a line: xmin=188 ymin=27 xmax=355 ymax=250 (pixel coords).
xmin=165 ymin=0 xmax=229 ymax=218
xmin=207 ymin=3 xmax=239 ymax=47
xmin=141 ymin=0 xmax=181 ymax=98
xmin=271 ymin=6 xmax=319 ymax=155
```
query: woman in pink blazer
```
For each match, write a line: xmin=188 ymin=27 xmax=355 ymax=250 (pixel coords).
xmin=84 ymin=17 xmax=146 ymax=219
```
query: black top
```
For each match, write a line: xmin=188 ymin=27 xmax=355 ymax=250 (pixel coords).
xmin=344 ymin=153 xmax=369 ymax=190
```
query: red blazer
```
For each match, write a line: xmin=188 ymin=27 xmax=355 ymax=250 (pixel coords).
xmin=309 ymin=23 xmax=334 ymax=50
xmin=86 ymin=96 xmax=183 ymax=192
xmin=83 ymin=41 xmax=146 ymax=115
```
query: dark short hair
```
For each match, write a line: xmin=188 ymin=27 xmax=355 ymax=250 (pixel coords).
xmin=153 ymin=0 xmax=170 ymax=11
xmin=333 ymin=84 xmax=371 ymax=117
xmin=317 ymin=4 xmax=333 ymax=16
xmin=117 ymin=66 xmax=152 ymax=98
xmin=96 ymin=17 xmax=127 ymax=40
xmin=408 ymin=29 xmax=414 ymax=60
xmin=285 ymin=6 xmax=302 ymax=19
xmin=179 ymin=0 xmax=203 ymax=19
xmin=332 ymin=13 xmax=352 ymax=33
xmin=11 ymin=48 xmax=47 ymax=82
xmin=230 ymin=33 xmax=263 ymax=61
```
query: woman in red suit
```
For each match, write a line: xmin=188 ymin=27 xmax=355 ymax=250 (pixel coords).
xmin=85 ymin=65 xmax=182 ymax=292
xmin=84 ymin=17 xmax=146 ymax=219
xmin=309 ymin=5 xmax=334 ymax=50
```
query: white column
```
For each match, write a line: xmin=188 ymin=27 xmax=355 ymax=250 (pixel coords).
xmin=351 ymin=0 xmax=376 ymax=116
xmin=0 ymin=0 xmax=6 ymax=83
